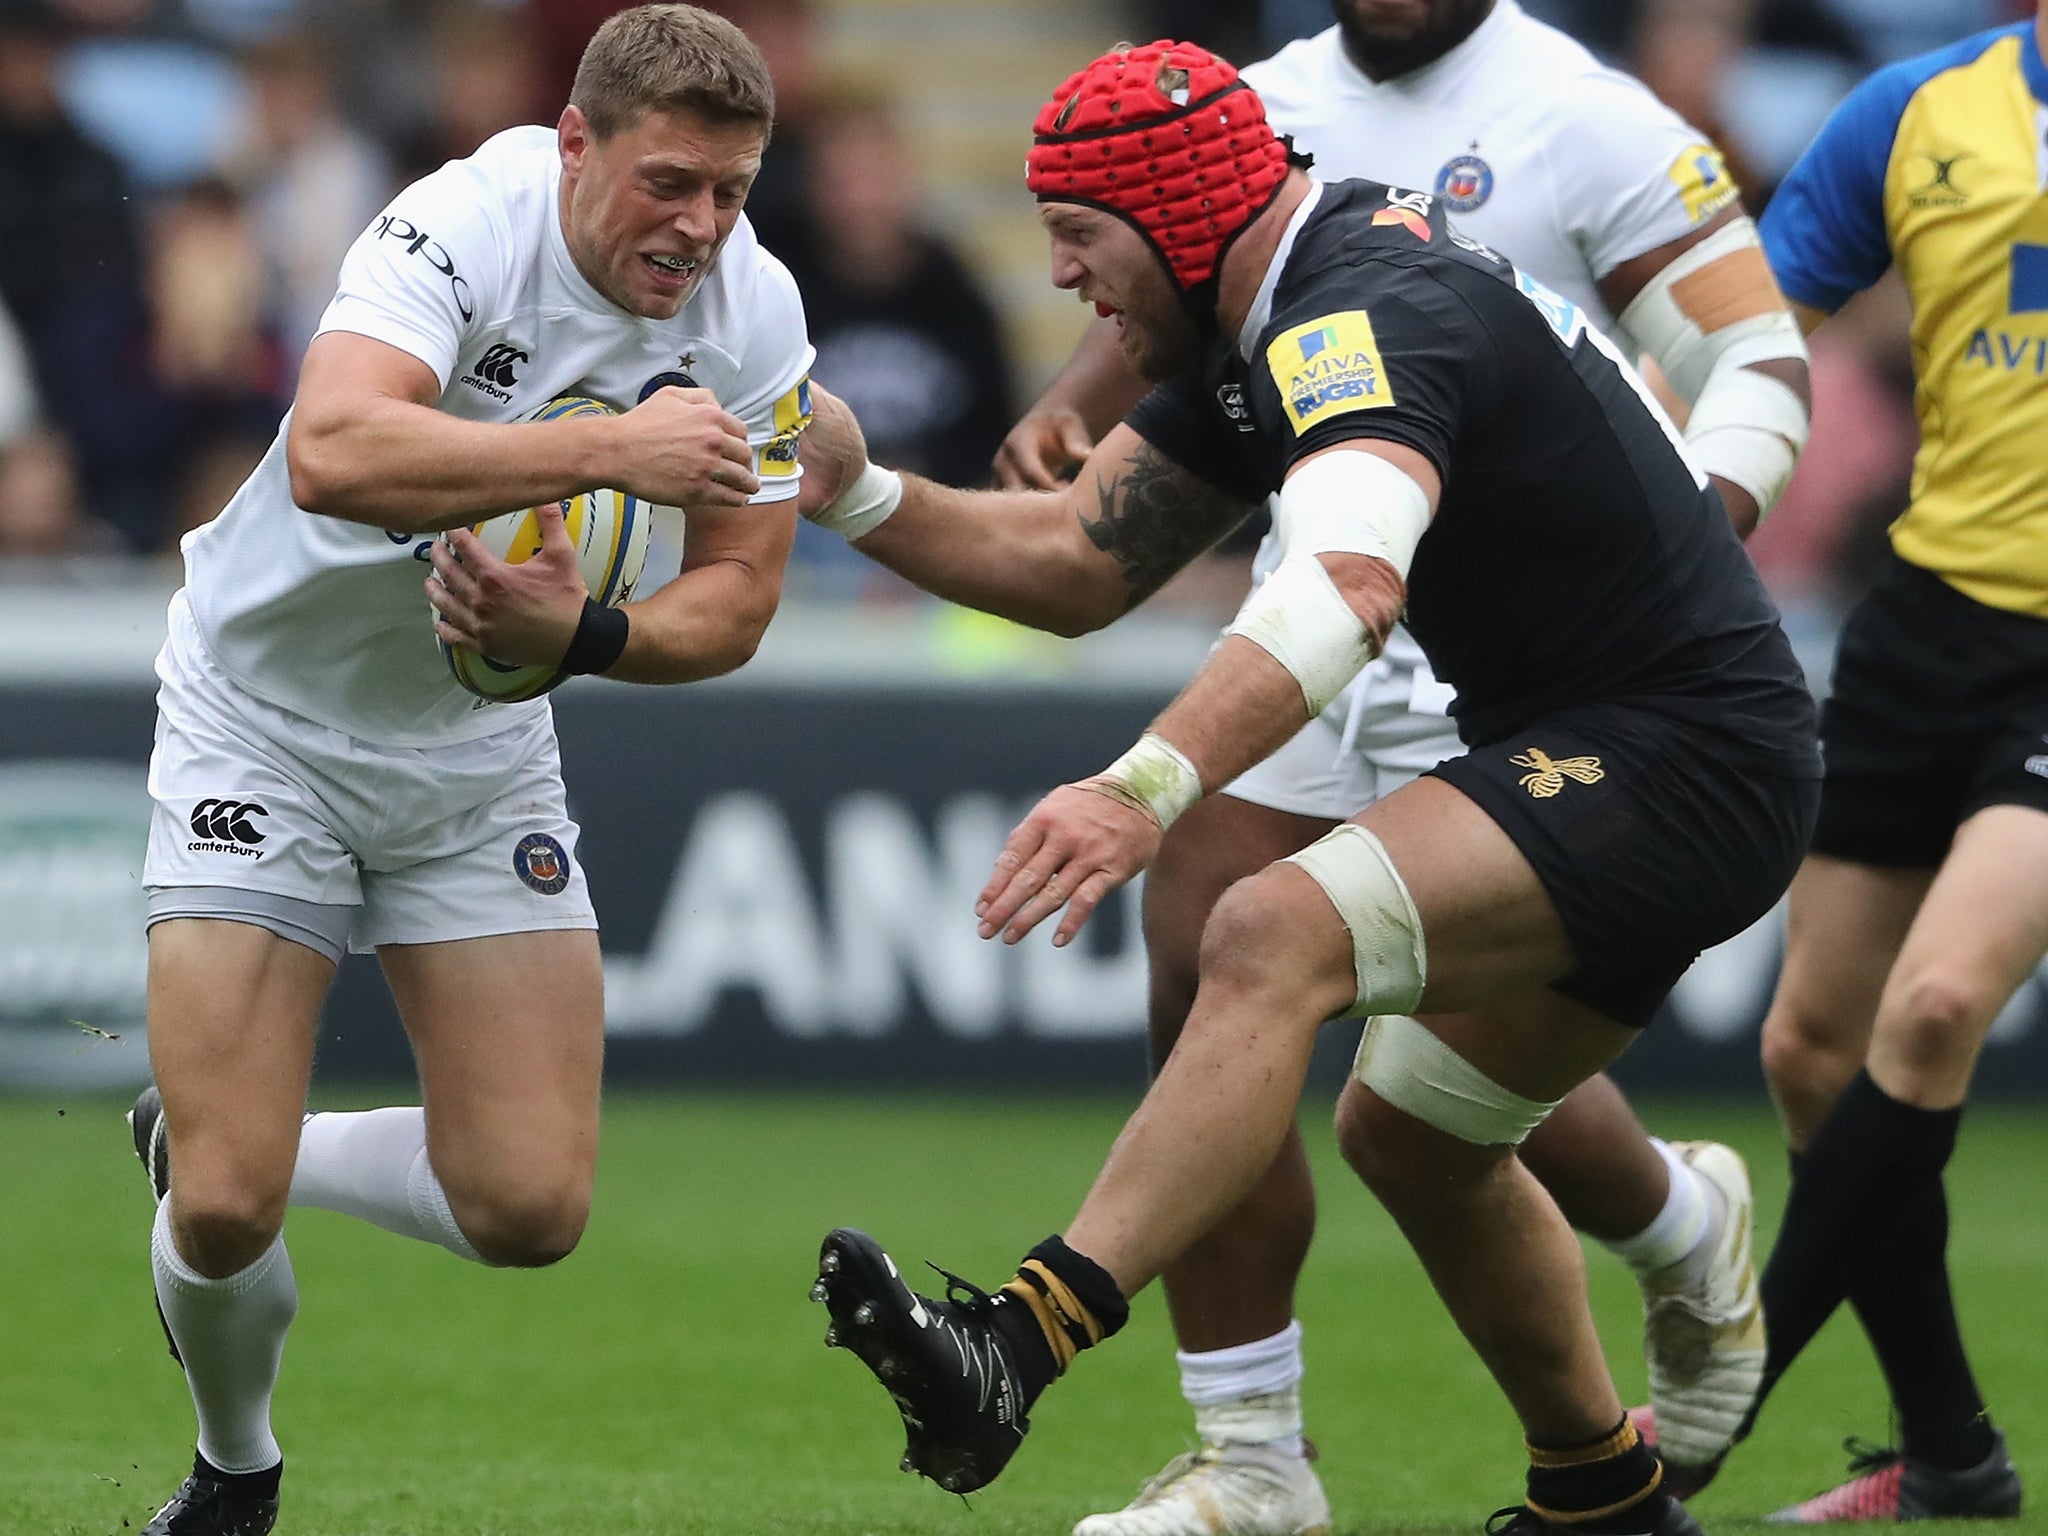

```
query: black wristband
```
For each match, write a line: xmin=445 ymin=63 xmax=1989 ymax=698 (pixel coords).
xmin=560 ymin=598 xmax=629 ymax=676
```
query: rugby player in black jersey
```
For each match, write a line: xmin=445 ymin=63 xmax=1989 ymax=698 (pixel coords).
xmin=796 ymin=42 xmax=1818 ymax=1536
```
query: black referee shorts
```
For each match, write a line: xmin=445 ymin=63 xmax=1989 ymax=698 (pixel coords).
xmin=1429 ymin=703 xmax=1818 ymax=1028
xmin=1813 ymin=554 xmax=2048 ymax=869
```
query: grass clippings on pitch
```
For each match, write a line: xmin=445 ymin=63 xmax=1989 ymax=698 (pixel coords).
xmin=6 ymin=1090 xmax=2046 ymax=1535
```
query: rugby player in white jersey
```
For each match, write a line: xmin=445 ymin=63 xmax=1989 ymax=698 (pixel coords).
xmin=124 ymin=9 xmax=812 ymax=1533
xmin=981 ymin=4 xmax=1812 ymax=1531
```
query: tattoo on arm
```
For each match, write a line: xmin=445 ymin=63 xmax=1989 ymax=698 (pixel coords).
xmin=1082 ymin=441 xmax=1253 ymax=609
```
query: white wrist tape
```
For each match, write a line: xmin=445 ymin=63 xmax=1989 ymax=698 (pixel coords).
xmin=1620 ymin=217 xmax=1807 ymax=403
xmin=1276 ymin=449 xmax=1432 ymax=572
xmin=1685 ymin=367 xmax=1810 ymax=520
xmin=810 ymin=460 xmax=904 ymax=540
xmin=1090 ymin=731 xmax=1204 ymax=830
xmin=1228 ymin=557 xmax=1378 ymax=717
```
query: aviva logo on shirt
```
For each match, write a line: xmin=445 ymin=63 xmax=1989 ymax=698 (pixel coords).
xmin=1267 ymin=311 xmax=1395 ymax=432
xmin=1668 ymin=142 xmax=1741 ymax=225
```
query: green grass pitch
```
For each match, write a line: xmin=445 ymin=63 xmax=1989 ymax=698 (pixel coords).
xmin=6 ymin=1090 xmax=2047 ymax=1535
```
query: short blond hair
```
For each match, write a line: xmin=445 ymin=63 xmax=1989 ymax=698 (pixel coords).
xmin=570 ymin=4 xmax=776 ymax=141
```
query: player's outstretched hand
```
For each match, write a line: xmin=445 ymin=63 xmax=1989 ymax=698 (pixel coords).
xmin=613 ymin=385 xmax=759 ymax=510
xmin=795 ymin=383 xmax=867 ymax=521
xmin=992 ymin=404 xmax=1095 ymax=490
xmin=429 ymin=500 xmax=587 ymax=664
xmin=976 ymin=782 xmax=1163 ymax=947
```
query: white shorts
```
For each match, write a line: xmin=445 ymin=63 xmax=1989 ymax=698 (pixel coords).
xmin=143 ymin=598 xmax=596 ymax=956
xmin=1225 ymin=625 xmax=1464 ymax=819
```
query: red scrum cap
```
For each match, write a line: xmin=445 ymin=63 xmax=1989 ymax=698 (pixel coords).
xmin=1026 ymin=41 xmax=1298 ymax=305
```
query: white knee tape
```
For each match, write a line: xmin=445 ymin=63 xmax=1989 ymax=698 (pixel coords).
xmin=1352 ymin=1013 xmax=1562 ymax=1146
xmin=1282 ymin=823 xmax=1426 ymax=1019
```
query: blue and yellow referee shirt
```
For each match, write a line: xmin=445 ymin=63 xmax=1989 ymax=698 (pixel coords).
xmin=1762 ymin=21 xmax=2048 ymax=618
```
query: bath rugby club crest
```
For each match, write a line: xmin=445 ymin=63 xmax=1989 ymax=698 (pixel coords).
xmin=639 ymin=354 xmax=699 ymax=401
xmin=1435 ymin=153 xmax=1494 ymax=214
xmin=514 ymin=832 xmax=571 ymax=894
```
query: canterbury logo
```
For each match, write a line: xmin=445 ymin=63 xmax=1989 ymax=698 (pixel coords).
xmin=473 ymin=343 xmax=526 ymax=387
xmin=1512 ymin=748 xmax=1604 ymax=798
xmin=189 ymin=798 xmax=270 ymax=844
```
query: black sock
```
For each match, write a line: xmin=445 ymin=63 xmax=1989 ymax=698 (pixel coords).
xmin=991 ymin=1235 xmax=1130 ymax=1407
xmin=1847 ymin=1172 xmax=1995 ymax=1470
xmin=986 ymin=1295 xmax=1062 ymax=1406
xmin=1755 ymin=1073 xmax=1960 ymax=1413
xmin=1525 ymin=1417 xmax=1666 ymax=1533
xmin=194 ymin=1451 xmax=282 ymax=1499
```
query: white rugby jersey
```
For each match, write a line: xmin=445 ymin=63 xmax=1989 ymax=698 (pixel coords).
xmin=178 ymin=125 xmax=814 ymax=747
xmin=1244 ymin=0 xmax=1741 ymax=344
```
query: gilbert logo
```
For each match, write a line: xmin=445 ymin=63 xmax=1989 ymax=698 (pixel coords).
xmin=1512 ymin=748 xmax=1604 ymax=799
xmin=462 ymin=343 xmax=527 ymax=401
xmin=1908 ymin=151 xmax=1972 ymax=209
xmin=189 ymin=798 xmax=269 ymax=856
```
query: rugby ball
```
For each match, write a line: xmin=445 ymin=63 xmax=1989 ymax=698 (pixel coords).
xmin=438 ymin=395 xmax=651 ymax=703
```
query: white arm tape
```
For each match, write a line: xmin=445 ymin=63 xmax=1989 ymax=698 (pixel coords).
xmin=1227 ymin=556 xmax=1379 ymax=717
xmin=1275 ymin=449 xmax=1432 ymax=573
xmin=1090 ymin=731 xmax=1204 ymax=830
xmin=1619 ymin=217 xmax=1807 ymax=403
xmin=809 ymin=460 xmax=904 ymax=540
xmin=1223 ymin=450 xmax=1429 ymax=716
xmin=1686 ymin=366 xmax=1810 ymax=518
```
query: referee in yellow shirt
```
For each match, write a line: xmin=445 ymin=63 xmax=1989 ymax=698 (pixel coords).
xmin=1732 ymin=10 xmax=2048 ymax=1523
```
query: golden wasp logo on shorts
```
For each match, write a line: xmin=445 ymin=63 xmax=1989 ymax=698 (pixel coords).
xmin=1266 ymin=311 xmax=1395 ymax=433
xmin=1512 ymin=747 xmax=1604 ymax=799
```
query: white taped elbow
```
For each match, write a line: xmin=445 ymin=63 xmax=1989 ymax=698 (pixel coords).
xmin=1687 ymin=367 xmax=1810 ymax=519
xmin=1227 ymin=556 xmax=1378 ymax=717
xmin=1621 ymin=218 xmax=1806 ymax=404
xmin=1275 ymin=450 xmax=1432 ymax=574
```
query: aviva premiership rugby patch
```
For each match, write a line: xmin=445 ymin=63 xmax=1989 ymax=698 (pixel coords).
xmin=758 ymin=376 xmax=814 ymax=480
xmin=1266 ymin=311 xmax=1395 ymax=432
xmin=1668 ymin=143 xmax=1740 ymax=225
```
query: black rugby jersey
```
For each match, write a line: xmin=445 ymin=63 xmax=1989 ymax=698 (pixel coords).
xmin=1128 ymin=179 xmax=1820 ymax=775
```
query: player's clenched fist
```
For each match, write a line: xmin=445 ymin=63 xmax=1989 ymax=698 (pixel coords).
xmin=992 ymin=403 xmax=1096 ymax=490
xmin=610 ymin=384 xmax=759 ymax=509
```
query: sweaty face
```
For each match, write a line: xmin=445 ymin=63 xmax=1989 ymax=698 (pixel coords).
xmin=1332 ymin=0 xmax=1494 ymax=80
xmin=1040 ymin=205 xmax=1205 ymax=383
xmin=558 ymin=105 xmax=765 ymax=320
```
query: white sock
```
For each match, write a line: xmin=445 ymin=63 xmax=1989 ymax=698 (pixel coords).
xmin=152 ymin=1199 xmax=294 ymax=1475
xmin=289 ymin=1108 xmax=485 ymax=1263
xmin=1178 ymin=1320 xmax=1306 ymax=1455
xmin=1603 ymin=1138 xmax=1719 ymax=1285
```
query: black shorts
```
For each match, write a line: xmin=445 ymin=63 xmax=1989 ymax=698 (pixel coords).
xmin=1814 ymin=554 xmax=2048 ymax=868
xmin=1429 ymin=704 xmax=1818 ymax=1028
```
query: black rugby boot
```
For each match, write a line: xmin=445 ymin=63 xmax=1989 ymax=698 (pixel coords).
xmin=141 ymin=1457 xmax=280 ymax=1536
xmin=811 ymin=1227 xmax=1035 ymax=1494
xmin=1487 ymin=1491 xmax=1704 ymax=1536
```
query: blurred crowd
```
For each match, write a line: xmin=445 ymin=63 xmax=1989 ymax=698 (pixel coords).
xmin=0 ymin=0 xmax=2023 ymax=617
